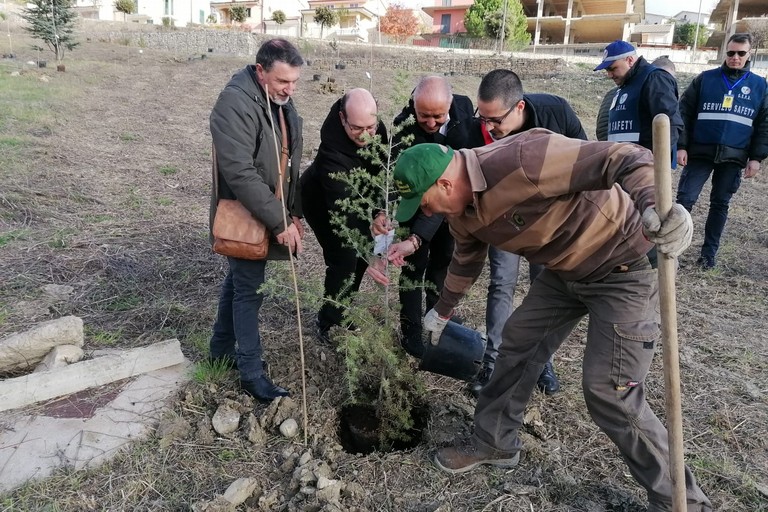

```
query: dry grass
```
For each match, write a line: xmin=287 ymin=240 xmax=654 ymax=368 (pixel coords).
xmin=1 ymin=32 xmax=767 ymax=511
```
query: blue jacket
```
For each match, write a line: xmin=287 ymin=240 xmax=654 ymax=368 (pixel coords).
xmin=607 ymin=57 xmax=682 ymax=152
xmin=679 ymin=61 xmax=768 ymax=165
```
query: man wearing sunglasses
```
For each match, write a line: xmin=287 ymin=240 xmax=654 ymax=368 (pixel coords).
xmin=595 ymin=40 xmax=683 ymax=158
xmin=675 ymin=32 xmax=768 ymax=269
xmin=467 ymin=69 xmax=587 ymax=399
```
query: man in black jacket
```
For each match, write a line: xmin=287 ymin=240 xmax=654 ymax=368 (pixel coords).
xmin=385 ymin=76 xmax=482 ymax=357
xmin=676 ymin=33 xmax=768 ymax=269
xmin=596 ymin=56 xmax=677 ymax=142
xmin=301 ymin=89 xmax=387 ymax=343
xmin=467 ymin=69 xmax=588 ymax=398
xmin=208 ymin=38 xmax=304 ymax=402
xmin=595 ymin=40 xmax=682 ymax=158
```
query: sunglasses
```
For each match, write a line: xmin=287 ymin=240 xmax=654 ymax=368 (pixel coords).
xmin=726 ymin=50 xmax=749 ymax=57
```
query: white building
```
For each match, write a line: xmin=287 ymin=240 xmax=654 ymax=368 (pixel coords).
xmin=300 ymin=0 xmax=387 ymax=42
xmin=71 ymin=0 xmax=213 ymax=26
xmin=211 ymin=0 xmax=309 ymax=35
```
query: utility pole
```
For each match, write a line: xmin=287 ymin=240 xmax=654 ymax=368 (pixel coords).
xmin=5 ymin=0 xmax=12 ymax=54
xmin=499 ymin=0 xmax=508 ymax=54
xmin=691 ymin=0 xmax=703 ymax=64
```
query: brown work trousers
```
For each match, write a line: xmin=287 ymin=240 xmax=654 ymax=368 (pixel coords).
xmin=473 ymin=256 xmax=712 ymax=511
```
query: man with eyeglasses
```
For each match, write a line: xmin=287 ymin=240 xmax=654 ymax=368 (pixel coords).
xmin=466 ymin=69 xmax=587 ymax=399
xmin=675 ymin=32 xmax=768 ymax=270
xmin=595 ymin=40 xmax=682 ymax=158
xmin=300 ymin=88 xmax=388 ymax=344
xmin=382 ymin=76 xmax=482 ymax=357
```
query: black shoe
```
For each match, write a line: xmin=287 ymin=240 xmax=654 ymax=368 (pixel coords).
xmin=695 ymin=256 xmax=715 ymax=269
xmin=466 ymin=363 xmax=494 ymax=399
xmin=316 ymin=320 xmax=333 ymax=345
xmin=240 ymin=375 xmax=290 ymax=402
xmin=537 ymin=361 xmax=560 ymax=395
xmin=401 ymin=335 xmax=425 ymax=358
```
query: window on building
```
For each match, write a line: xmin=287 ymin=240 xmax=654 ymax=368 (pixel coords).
xmin=200 ymin=9 xmax=205 ymax=24
xmin=164 ymin=0 xmax=173 ymax=16
xmin=440 ymin=13 xmax=450 ymax=34
xmin=246 ymin=8 xmax=252 ymax=17
xmin=442 ymin=0 xmax=451 ymax=6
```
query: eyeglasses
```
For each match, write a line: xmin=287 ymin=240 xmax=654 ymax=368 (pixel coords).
xmin=342 ymin=117 xmax=376 ymax=135
xmin=726 ymin=50 xmax=749 ymax=57
xmin=474 ymin=105 xmax=515 ymax=127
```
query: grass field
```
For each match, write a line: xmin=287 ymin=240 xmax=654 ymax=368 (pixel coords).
xmin=1 ymin=29 xmax=767 ymax=511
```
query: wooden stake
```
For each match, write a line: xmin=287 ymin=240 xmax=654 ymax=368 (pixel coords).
xmin=652 ymin=113 xmax=687 ymax=511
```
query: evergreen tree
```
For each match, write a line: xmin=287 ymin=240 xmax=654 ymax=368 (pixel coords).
xmin=21 ymin=0 xmax=79 ymax=62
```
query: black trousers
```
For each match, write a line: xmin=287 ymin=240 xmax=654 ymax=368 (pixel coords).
xmin=399 ymin=221 xmax=454 ymax=341
xmin=303 ymin=192 xmax=368 ymax=330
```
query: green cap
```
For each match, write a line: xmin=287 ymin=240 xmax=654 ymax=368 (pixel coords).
xmin=393 ymin=144 xmax=454 ymax=222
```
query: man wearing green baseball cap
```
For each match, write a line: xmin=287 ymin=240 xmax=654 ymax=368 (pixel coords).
xmin=388 ymin=130 xmax=711 ymax=511
xmin=393 ymin=144 xmax=455 ymax=223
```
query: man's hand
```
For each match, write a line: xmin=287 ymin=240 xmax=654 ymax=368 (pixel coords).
xmin=365 ymin=257 xmax=389 ymax=286
xmin=371 ymin=211 xmax=392 ymax=236
xmin=387 ymin=239 xmax=418 ymax=267
xmin=745 ymin=160 xmax=760 ymax=179
xmin=276 ymin=223 xmax=303 ymax=255
xmin=677 ymin=149 xmax=688 ymax=168
xmin=423 ymin=308 xmax=450 ymax=346
xmin=291 ymin=216 xmax=305 ymax=238
xmin=641 ymin=204 xmax=693 ymax=257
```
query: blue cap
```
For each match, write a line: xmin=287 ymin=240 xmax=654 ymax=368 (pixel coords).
xmin=594 ymin=40 xmax=637 ymax=71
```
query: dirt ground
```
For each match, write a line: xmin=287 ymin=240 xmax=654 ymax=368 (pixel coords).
xmin=1 ymin=29 xmax=767 ymax=512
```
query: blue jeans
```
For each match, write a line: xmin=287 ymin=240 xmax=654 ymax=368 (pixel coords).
xmin=209 ymin=257 xmax=267 ymax=380
xmin=676 ymin=158 xmax=742 ymax=261
xmin=485 ymin=246 xmax=544 ymax=367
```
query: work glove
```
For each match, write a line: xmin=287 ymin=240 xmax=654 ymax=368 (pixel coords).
xmin=641 ymin=204 xmax=693 ymax=257
xmin=423 ymin=308 xmax=450 ymax=346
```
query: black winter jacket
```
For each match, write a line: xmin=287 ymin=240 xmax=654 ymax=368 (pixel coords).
xmin=619 ymin=56 xmax=683 ymax=151
xmin=392 ymin=94 xmax=483 ymax=242
xmin=678 ymin=61 xmax=768 ymax=165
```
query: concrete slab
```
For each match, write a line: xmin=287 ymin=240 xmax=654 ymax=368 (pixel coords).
xmin=0 ymin=361 xmax=191 ymax=493
xmin=0 ymin=339 xmax=186 ymax=412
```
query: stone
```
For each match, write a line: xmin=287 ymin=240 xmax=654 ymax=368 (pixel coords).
xmin=222 ymin=477 xmax=258 ymax=505
xmin=41 ymin=284 xmax=75 ymax=302
xmin=279 ymin=418 xmax=299 ymax=438
xmin=316 ymin=477 xmax=342 ymax=504
xmin=32 ymin=344 xmax=84 ymax=373
xmin=245 ymin=413 xmax=267 ymax=446
xmin=297 ymin=450 xmax=312 ymax=466
xmin=0 ymin=316 xmax=84 ymax=372
xmin=212 ymin=403 xmax=240 ymax=435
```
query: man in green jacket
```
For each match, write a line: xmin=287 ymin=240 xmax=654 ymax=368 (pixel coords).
xmin=208 ymin=38 xmax=304 ymax=402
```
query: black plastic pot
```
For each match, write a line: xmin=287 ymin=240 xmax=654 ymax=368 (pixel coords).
xmin=419 ymin=320 xmax=485 ymax=382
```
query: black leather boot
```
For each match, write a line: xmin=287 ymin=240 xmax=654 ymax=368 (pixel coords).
xmin=536 ymin=361 xmax=561 ymax=395
xmin=466 ymin=363 xmax=494 ymax=399
xmin=240 ymin=375 xmax=290 ymax=402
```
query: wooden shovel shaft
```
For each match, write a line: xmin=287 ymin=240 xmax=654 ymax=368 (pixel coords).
xmin=652 ymin=114 xmax=687 ymax=511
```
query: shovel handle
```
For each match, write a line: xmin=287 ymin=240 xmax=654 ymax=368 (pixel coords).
xmin=652 ymin=114 xmax=687 ymax=511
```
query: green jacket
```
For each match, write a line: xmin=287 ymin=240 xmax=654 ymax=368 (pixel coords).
xmin=209 ymin=65 xmax=303 ymax=260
